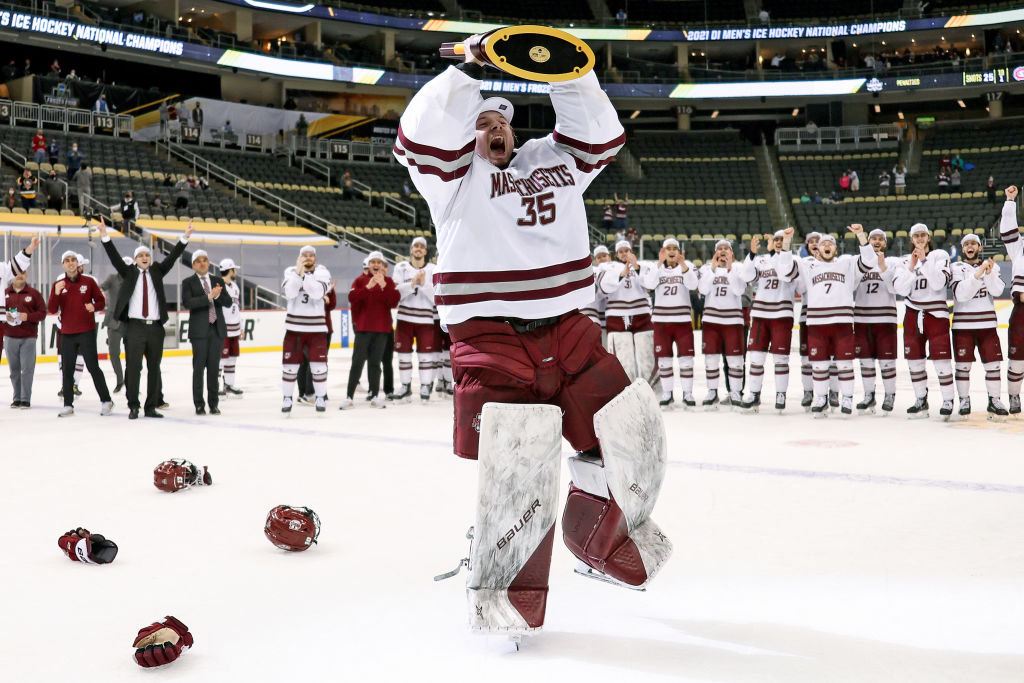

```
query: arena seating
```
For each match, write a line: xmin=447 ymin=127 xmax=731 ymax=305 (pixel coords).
xmin=607 ymin=0 xmax=746 ymax=24
xmin=460 ymin=0 xmax=595 ymax=22
xmin=762 ymin=0 xmax=902 ymax=21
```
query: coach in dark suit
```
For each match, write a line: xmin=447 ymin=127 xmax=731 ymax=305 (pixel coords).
xmin=98 ymin=219 xmax=193 ymax=419
xmin=182 ymin=249 xmax=231 ymax=415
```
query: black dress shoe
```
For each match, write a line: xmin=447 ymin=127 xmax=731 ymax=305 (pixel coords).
xmin=129 ymin=408 xmax=139 ymax=420
xmin=196 ymin=407 xmax=207 ymax=415
xmin=113 ymin=382 xmax=124 ymax=393
xmin=210 ymin=407 xmax=221 ymax=415
xmin=144 ymin=410 xmax=164 ymax=418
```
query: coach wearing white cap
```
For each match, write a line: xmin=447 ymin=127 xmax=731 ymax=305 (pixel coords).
xmin=98 ymin=218 xmax=193 ymax=419
xmin=182 ymin=249 xmax=232 ymax=415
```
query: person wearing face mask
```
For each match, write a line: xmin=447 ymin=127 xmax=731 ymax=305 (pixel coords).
xmin=111 ymin=190 xmax=139 ymax=234
xmin=6 ymin=186 xmax=16 ymax=210
xmin=67 ymin=142 xmax=82 ymax=180
xmin=43 ymin=170 xmax=64 ymax=212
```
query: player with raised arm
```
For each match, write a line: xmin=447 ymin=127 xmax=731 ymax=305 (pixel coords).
xmin=736 ymin=230 xmax=798 ymax=413
xmin=778 ymin=225 xmax=877 ymax=417
xmin=999 ymin=185 xmax=1024 ymax=416
xmin=280 ymin=245 xmax=331 ymax=414
xmin=951 ymin=234 xmax=1008 ymax=419
xmin=642 ymin=238 xmax=698 ymax=408
xmin=891 ymin=224 xmax=955 ymax=419
xmin=579 ymin=245 xmax=611 ymax=344
xmin=853 ymin=229 xmax=899 ymax=414
xmin=794 ymin=231 xmax=820 ymax=409
xmin=598 ymin=240 xmax=658 ymax=387
xmin=696 ymin=239 xmax=747 ymax=409
xmin=218 ymin=258 xmax=244 ymax=396
xmin=392 ymin=237 xmax=438 ymax=400
xmin=396 ymin=35 xmax=670 ymax=637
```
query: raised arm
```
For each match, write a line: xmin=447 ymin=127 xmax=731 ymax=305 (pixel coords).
xmin=597 ymin=262 xmax=629 ymax=294
xmin=1001 ymin=187 xmax=1022 ymax=262
xmin=548 ymin=71 xmax=626 ymax=192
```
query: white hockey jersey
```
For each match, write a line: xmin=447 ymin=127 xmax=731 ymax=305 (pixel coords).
xmin=598 ymin=261 xmax=653 ymax=319
xmin=950 ymin=261 xmax=1004 ymax=330
xmin=641 ymin=261 xmax=698 ymax=323
xmin=780 ymin=245 xmax=877 ymax=326
xmin=223 ymin=280 xmax=242 ymax=337
xmin=696 ymin=264 xmax=747 ymax=326
xmin=0 ymin=249 xmax=31 ymax=309
xmin=282 ymin=264 xmax=331 ymax=333
xmin=736 ymin=253 xmax=798 ymax=320
xmin=892 ymin=249 xmax=951 ymax=319
xmin=393 ymin=260 xmax=436 ymax=325
xmin=1000 ymin=199 xmax=1024 ymax=298
xmin=578 ymin=267 xmax=608 ymax=328
xmin=853 ymin=259 xmax=898 ymax=324
xmin=395 ymin=66 xmax=624 ymax=326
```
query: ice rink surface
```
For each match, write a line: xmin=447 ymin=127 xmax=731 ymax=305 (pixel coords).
xmin=3 ymin=346 xmax=1023 ymax=683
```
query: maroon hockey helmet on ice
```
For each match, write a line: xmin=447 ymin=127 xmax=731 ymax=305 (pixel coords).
xmin=264 ymin=505 xmax=321 ymax=552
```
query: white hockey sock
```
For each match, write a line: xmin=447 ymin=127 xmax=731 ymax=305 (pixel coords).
xmin=748 ymin=351 xmax=766 ymax=394
xmin=836 ymin=360 xmax=855 ymax=398
xmin=773 ymin=354 xmax=790 ymax=394
xmin=75 ymin=355 xmax=84 ymax=384
xmin=880 ymin=360 xmax=897 ymax=395
xmin=955 ymin=362 xmax=972 ymax=399
xmin=310 ymin=362 xmax=328 ymax=398
xmin=984 ymin=361 xmax=1002 ymax=399
xmin=860 ymin=359 xmax=877 ymax=395
xmin=442 ymin=353 xmax=453 ymax=383
xmin=908 ymin=359 xmax=928 ymax=399
xmin=934 ymin=359 xmax=955 ymax=401
xmin=705 ymin=355 xmax=720 ymax=391
xmin=282 ymin=363 xmax=299 ymax=397
xmin=812 ymin=361 xmax=830 ymax=399
xmin=801 ymin=356 xmax=813 ymax=392
xmin=726 ymin=355 xmax=744 ymax=395
xmin=419 ymin=355 xmax=435 ymax=387
xmin=828 ymin=362 xmax=839 ymax=393
xmin=679 ymin=356 xmax=694 ymax=394
xmin=398 ymin=352 xmax=413 ymax=386
xmin=658 ymin=356 xmax=674 ymax=394
xmin=1009 ymin=360 xmax=1024 ymax=397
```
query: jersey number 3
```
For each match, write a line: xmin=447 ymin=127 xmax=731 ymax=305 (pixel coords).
xmin=517 ymin=191 xmax=556 ymax=227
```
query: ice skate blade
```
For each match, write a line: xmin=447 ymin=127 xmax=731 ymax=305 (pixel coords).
xmin=907 ymin=412 xmax=929 ymax=420
xmin=987 ymin=413 xmax=1008 ymax=423
xmin=573 ymin=564 xmax=647 ymax=592
xmin=857 ymin=407 xmax=876 ymax=416
xmin=703 ymin=404 xmax=719 ymax=412
xmin=811 ymin=411 xmax=828 ymax=419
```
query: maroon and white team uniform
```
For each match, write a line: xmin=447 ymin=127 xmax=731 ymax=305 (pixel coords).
xmin=737 ymin=249 xmax=798 ymax=406
xmin=892 ymin=226 xmax=955 ymax=414
xmin=779 ymin=239 xmax=877 ymax=414
xmin=951 ymin=247 xmax=1006 ymax=413
xmin=696 ymin=258 xmax=747 ymax=405
xmin=853 ymin=247 xmax=899 ymax=408
xmin=393 ymin=257 xmax=438 ymax=396
xmin=598 ymin=254 xmax=657 ymax=387
xmin=999 ymin=199 xmax=1024 ymax=414
xmin=579 ymin=247 xmax=610 ymax=339
xmin=219 ymin=279 xmax=242 ymax=390
xmin=641 ymin=258 xmax=697 ymax=404
xmin=280 ymin=258 xmax=331 ymax=406
xmin=396 ymin=64 xmax=670 ymax=634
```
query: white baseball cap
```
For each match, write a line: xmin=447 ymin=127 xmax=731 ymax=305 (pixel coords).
xmin=868 ymin=229 xmax=887 ymax=240
xmin=614 ymin=240 xmax=632 ymax=252
xmin=805 ymin=231 xmax=821 ymax=241
xmin=478 ymin=97 xmax=514 ymax=124
xmin=367 ymin=250 xmax=385 ymax=263
xmin=362 ymin=256 xmax=369 ymax=268
xmin=714 ymin=239 xmax=732 ymax=250
xmin=219 ymin=258 xmax=239 ymax=271
xmin=133 ymin=245 xmax=151 ymax=257
xmin=960 ymin=233 xmax=981 ymax=246
xmin=593 ymin=245 xmax=609 ymax=256
xmin=76 ymin=254 xmax=88 ymax=267
xmin=299 ymin=245 xmax=316 ymax=256
xmin=191 ymin=249 xmax=209 ymax=264
xmin=773 ymin=230 xmax=785 ymax=239
xmin=818 ymin=234 xmax=837 ymax=245
xmin=662 ymin=237 xmax=680 ymax=248
xmin=909 ymin=223 xmax=930 ymax=237
xmin=411 ymin=236 xmax=427 ymax=248
xmin=60 ymin=250 xmax=77 ymax=262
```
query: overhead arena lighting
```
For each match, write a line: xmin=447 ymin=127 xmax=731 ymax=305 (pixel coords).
xmin=874 ymin=104 xmax=881 ymax=113
xmin=710 ymin=110 xmax=719 ymax=118
xmin=898 ymin=111 xmax=904 ymax=120
xmin=957 ymin=100 xmax=967 ymax=108
xmin=242 ymin=0 xmax=315 ymax=12
xmin=630 ymin=110 xmax=641 ymax=119
xmin=791 ymin=108 xmax=799 ymax=116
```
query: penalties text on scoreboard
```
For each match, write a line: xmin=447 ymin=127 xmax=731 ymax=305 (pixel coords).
xmin=685 ymin=20 xmax=907 ymax=42
xmin=0 ymin=11 xmax=184 ymax=56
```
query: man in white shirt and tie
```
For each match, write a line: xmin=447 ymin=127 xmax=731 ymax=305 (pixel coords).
xmin=182 ymin=250 xmax=231 ymax=415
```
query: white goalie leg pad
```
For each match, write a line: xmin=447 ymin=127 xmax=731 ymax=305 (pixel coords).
xmin=467 ymin=402 xmax=562 ymax=634
xmin=564 ymin=379 xmax=671 ymax=588
xmin=633 ymin=330 xmax=661 ymax=395
xmin=607 ymin=331 xmax=638 ymax=381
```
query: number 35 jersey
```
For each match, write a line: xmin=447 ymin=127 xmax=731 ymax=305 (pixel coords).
xmin=395 ymin=66 xmax=625 ymax=326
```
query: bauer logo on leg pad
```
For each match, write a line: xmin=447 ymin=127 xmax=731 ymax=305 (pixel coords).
xmin=496 ymin=499 xmax=541 ymax=549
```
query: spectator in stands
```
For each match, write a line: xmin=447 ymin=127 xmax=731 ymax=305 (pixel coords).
xmin=17 ymin=169 xmax=37 ymax=210
xmin=49 ymin=59 xmax=60 ymax=77
xmin=198 ymin=176 xmax=209 ymax=191
xmin=113 ymin=191 xmax=139 ymax=233
xmin=812 ymin=191 xmax=822 ymax=204
xmin=950 ymin=168 xmax=962 ymax=191
xmin=31 ymin=129 xmax=46 ymax=164
xmin=94 ymin=94 xmax=109 ymax=114
xmin=178 ymin=102 xmax=190 ymax=127
xmin=23 ymin=59 xmax=31 ymax=77
xmin=74 ymin=162 xmax=92 ymax=214
xmin=939 ymin=153 xmax=951 ymax=172
xmin=951 ymin=153 xmax=965 ymax=171
xmin=848 ymin=169 xmax=860 ymax=192
xmin=296 ymin=114 xmax=309 ymax=137
xmin=625 ymin=226 xmax=639 ymax=250
xmin=878 ymin=170 xmax=891 ymax=196
xmin=174 ymin=176 xmax=191 ymax=209
xmin=159 ymin=100 xmax=169 ymax=138
xmin=937 ymin=169 xmax=950 ymax=192
xmin=892 ymin=164 xmax=907 ymax=195
xmin=341 ymin=172 xmax=354 ymax=201
xmin=151 ymin=191 xmax=164 ymax=212
xmin=6 ymin=186 xmax=17 ymax=210
xmin=192 ymin=102 xmax=204 ymax=133
xmin=43 ymin=170 xmax=63 ymax=212
xmin=603 ymin=204 xmax=614 ymax=232
xmin=47 ymin=138 xmax=59 ymax=166
xmin=616 ymin=8 xmax=627 ymax=25
xmin=987 ymin=175 xmax=997 ymax=203
xmin=1 ymin=60 xmax=15 ymax=82
xmin=66 ymin=142 xmax=82 ymax=180
xmin=614 ymin=192 xmax=629 ymax=232
xmin=799 ymin=192 xmax=811 ymax=203
xmin=838 ymin=171 xmax=851 ymax=195
xmin=65 ymin=69 xmax=79 ymax=81
xmin=402 ymin=180 xmax=412 ymax=199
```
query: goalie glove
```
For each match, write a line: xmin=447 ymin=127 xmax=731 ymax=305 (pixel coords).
xmin=58 ymin=527 xmax=118 ymax=564
xmin=133 ymin=616 xmax=193 ymax=668
xmin=153 ymin=459 xmax=213 ymax=493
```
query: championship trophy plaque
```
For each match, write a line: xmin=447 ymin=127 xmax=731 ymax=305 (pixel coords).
xmin=440 ymin=25 xmax=596 ymax=82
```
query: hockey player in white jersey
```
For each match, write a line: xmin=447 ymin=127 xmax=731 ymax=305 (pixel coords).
xmin=999 ymin=186 xmax=1024 ymax=416
xmin=697 ymin=239 xmax=747 ymax=409
xmin=795 ymin=231 xmax=820 ymax=409
xmin=950 ymin=233 xmax=1008 ymax=419
xmin=218 ymin=258 xmax=244 ymax=396
xmin=598 ymin=240 xmax=658 ymax=387
xmin=641 ymin=238 xmax=697 ymax=408
xmin=736 ymin=230 xmax=798 ymax=413
xmin=280 ymin=245 xmax=332 ymax=413
xmin=579 ymin=245 xmax=611 ymax=343
xmin=397 ymin=37 xmax=670 ymax=637
xmin=393 ymin=236 xmax=438 ymax=400
xmin=853 ymin=229 xmax=898 ymax=414
xmin=891 ymin=223 xmax=955 ymax=419
xmin=778 ymin=225 xmax=876 ymax=416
